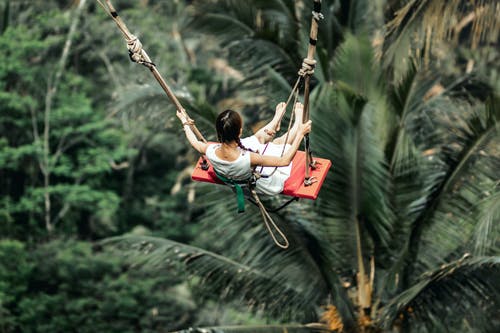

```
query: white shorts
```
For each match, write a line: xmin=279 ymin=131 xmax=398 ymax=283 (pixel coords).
xmin=240 ymin=136 xmax=292 ymax=195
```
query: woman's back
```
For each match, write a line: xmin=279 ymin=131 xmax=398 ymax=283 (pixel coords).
xmin=205 ymin=144 xmax=253 ymax=182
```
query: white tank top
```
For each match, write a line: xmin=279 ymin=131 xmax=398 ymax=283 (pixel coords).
xmin=205 ymin=144 xmax=253 ymax=182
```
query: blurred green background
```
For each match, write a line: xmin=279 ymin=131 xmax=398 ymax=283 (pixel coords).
xmin=0 ymin=1 xmax=498 ymax=332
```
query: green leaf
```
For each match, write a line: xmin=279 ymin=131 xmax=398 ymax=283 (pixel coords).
xmin=101 ymin=235 xmax=321 ymax=321
xmin=170 ymin=324 xmax=329 ymax=333
xmin=379 ymin=256 xmax=500 ymax=332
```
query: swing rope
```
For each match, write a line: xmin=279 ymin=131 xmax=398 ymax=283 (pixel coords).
xmin=249 ymin=78 xmax=302 ymax=249
xmin=256 ymin=0 xmax=322 ymax=185
xmin=249 ymin=58 xmax=315 ymax=249
xmin=244 ymin=0 xmax=323 ymax=248
xmin=96 ymin=0 xmax=209 ymax=169
xmin=302 ymin=0 xmax=323 ymax=185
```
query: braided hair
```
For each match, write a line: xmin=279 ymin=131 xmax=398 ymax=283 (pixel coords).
xmin=216 ymin=109 xmax=256 ymax=153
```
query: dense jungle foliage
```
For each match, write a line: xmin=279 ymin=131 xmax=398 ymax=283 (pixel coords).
xmin=0 ymin=0 xmax=498 ymax=332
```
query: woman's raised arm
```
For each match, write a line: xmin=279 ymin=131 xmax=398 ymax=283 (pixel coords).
xmin=177 ymin=111 xmax=208 ymax=154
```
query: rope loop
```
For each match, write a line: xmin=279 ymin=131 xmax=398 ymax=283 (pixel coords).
xmin=298 ymin=58 xmax=317 ymax=77
xmin=250 ymin=189 xmax=289 ymax=249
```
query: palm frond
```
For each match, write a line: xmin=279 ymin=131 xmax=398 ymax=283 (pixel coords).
xmin=186 ymin=0 xmax=349 ymax=96
xmin=471 ymin=190 xmax=500 ymax=256
xmin=382 ymin=0 xmax=500 ymax=79
xmin=301 ymin=83 xmax=395 ymax=328
xmin=187 ymin=0 xmax=302 ymax=82
xmin=379 ymin=256 xmax=500 ymax=332
xmin=386 ymin=61 xmax=435 ymax=171
xmin=101 ymin=232 xmax=320 ymax=321
xmin=170 ymin=324 xmax=330 ymax=333
xmin=346 ymin=0 xmax=386 ymax=36
xmin=332 ymin=34 xmax=381 ymax=100
xmin=382 ymin=66 xmax=445 ymax=277
xmin=399 ymin=88 xmax=499 ymax=288
xmin=387 ymin=70 xmax=495 ymax=226
xmin=188 ymin=12 xmax=255 ymax=46
xmin=309 ymin=86 xmax=357 ymax=266
xmin=190 ymin=184 xmax=332 ymax=310
xmin=225 ymin=38 xmax=298 ymax=84
xmin=110 ymin=83 xmax=176 ymax=126
xmin=312 ymin=36 xmax=394 ymax=253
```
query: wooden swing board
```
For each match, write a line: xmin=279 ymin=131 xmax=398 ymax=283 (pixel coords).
xmin=191 ymin=151 xmax=332 ymax=200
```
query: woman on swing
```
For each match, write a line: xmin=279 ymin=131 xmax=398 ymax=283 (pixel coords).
xmin=177 ymin=102 xmax=312 ymax=195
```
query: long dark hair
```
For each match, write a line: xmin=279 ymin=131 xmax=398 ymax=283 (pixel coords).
xmin=216 ymin=109 xmax=256 ymax=152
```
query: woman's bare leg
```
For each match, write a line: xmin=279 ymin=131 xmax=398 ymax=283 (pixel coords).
xmin=273 ymin=102 xmax=304 ymax=145
xmin=254 ymin=102 xmax=287 ymax=144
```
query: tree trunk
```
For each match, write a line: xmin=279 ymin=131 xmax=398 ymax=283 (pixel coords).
xmin=41 ymin=0 xmax=87 ymax=232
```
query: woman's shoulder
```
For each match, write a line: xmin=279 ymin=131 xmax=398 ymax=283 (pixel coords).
xmin=205 ymin=144 xmax=223 ymax=164
xmin=205 ymin=143 xmax=220 ymax=156
xmin=207 ymin=143 xmax=220 ymax=148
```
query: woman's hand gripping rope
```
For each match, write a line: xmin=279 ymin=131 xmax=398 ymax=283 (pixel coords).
xmin=177 ymin=110 xmax=207 ymax=155
xmin=176 ymin=110 xmax=194 ymax=127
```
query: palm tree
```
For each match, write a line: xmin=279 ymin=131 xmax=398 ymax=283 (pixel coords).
xmin=102 ymin=0 xmax=499 ymax=332
xmin=382 ymin=0 xmax=500 ymax=81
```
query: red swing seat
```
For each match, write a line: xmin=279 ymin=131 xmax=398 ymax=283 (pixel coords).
xmin=191 ymin=150 xmax=331 ymax=200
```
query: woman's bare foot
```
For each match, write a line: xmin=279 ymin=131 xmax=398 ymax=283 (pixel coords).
xmin=264 ymin=102 xmax=287 ymax=137
xmin=274 ymin=102 xmax=287 ymax=132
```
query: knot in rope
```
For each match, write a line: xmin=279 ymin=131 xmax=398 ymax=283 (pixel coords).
xmin=312 ymin=10 xmax=324 ymax=21
xmin=127 ymin=34 xmax=149 ymax=65
xmin=298 ymin=58 xmax=317 ymax=77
